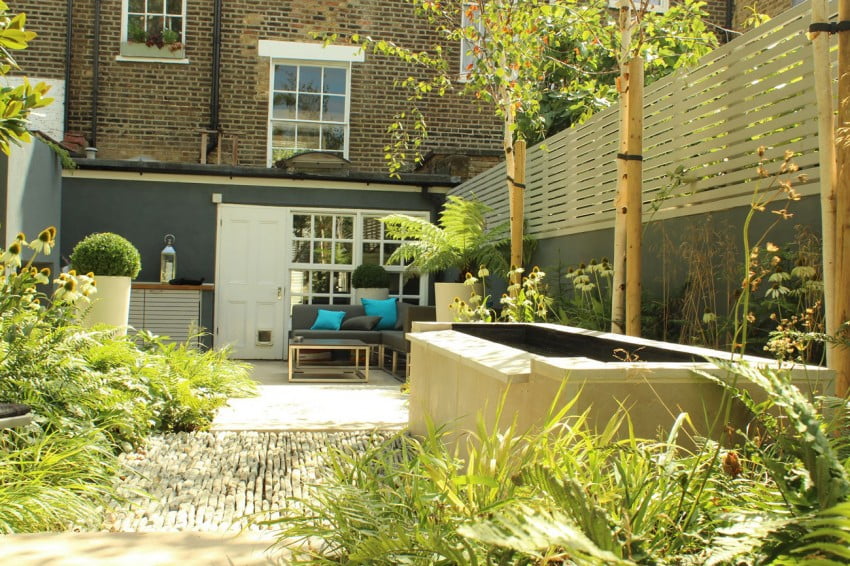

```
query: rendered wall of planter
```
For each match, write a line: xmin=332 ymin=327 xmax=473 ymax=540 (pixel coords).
xmin=407 ymin=322 xmax=833 ymax=447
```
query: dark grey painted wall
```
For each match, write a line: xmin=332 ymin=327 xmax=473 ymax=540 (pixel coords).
xmin=532 ymin=194 xmax=823 ymax=309
xmin=61 ymin=176 xmax=441 ymax=335
xmin=2 ymin=139 xmax=63 ymax=275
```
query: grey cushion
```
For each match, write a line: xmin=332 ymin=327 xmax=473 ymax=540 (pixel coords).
xmin=381 ymin=330 xmax=407 ymax=352
xmin=341 ymin=315 xmax=381 ymax=331
xmin=294 ymin=329 xmax=383 ymax=343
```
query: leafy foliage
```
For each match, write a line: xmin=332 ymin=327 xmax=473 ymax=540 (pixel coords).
xmin=70 ymin=232 xmax=142 ymax=278
xmin=266 ymin=362 xmax=850 ymax=564
xmin=381 ymin=195 xmax=509 ymax=281
xmin=0 ymin=2 xmax=53 ymax=156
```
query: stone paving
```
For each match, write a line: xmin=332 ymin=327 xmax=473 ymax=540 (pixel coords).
xmin=101 ymin=362 xmax=407 ymax=534
xmin=103 ymin=430 xmax=396 ymax=533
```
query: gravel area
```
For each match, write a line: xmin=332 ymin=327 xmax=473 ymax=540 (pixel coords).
xmin=102 ymin=430 xmax=396 ymax=533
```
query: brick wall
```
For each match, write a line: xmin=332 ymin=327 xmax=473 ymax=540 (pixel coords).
xmin=12 ymin=0 xmax=503 ymax=173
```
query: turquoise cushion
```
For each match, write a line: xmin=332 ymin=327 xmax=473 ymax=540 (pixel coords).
xmin=310 ymin=309 xmax=346 ymax=331
xmin=361 ymin=298 xmax=398 ymax=330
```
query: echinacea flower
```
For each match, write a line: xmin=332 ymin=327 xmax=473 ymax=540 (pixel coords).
xmin=0 ymin=241 xmax=22 ymax=269
xmin=30 ymin=226 xmax=56 ymax=255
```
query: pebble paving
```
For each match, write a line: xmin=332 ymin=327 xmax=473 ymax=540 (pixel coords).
xmin=102 ymin=430 xmax=396 ymax=533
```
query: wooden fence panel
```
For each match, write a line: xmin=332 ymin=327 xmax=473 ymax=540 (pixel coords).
xmin=450 ymin=1 xmax=832 ymax=241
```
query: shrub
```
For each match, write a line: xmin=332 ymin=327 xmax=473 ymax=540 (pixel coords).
xmin=352 ymin=263 xmax=390 ymax=288
xmin=70 ymin=232 xmax=142 ymax=278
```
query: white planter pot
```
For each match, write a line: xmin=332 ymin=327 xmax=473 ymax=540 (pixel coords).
xmin=82 ymin=275 xmax=132 ymax=335
xmin=434 ymin=282 xmax=476 ymax=322
xmin=353 ymin=287 xmax=390 ymax=303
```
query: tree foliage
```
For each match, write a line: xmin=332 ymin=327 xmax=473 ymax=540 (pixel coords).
xmin=343 ymin=0 xmax=717 ymax=173
xmin=0 ymin=1 xmax=52 ymax=155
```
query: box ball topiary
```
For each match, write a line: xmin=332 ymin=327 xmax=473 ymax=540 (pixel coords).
xmin=70 ymin=232 xmax=142 ymax=278
xmin=352 ymin=263 xmax=390 ymax=288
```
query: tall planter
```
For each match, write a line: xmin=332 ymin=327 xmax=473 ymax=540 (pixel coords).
xmin=434 ymin=282 xmax=475 ymax=322
xmin=82 ymin=275 xmax=132 ymax=334
xmin=353 ymin=287 xmax=390 ymax=303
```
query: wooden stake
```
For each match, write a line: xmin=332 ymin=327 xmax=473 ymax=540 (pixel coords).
xmin=625 ymin=56 xmax=644 ymax=337
xmin=510 ymin=139 xmax=526 ymax=280
xmin=811 ymin=0 xmax=837 ymax=367
xmin=834 ymin=0 xmax=850 ymax=397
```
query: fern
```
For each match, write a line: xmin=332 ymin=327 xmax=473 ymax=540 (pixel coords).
xmin=381 ymin=196 xmax=509 ymax=280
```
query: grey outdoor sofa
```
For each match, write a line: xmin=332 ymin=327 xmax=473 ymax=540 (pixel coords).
xmin=290 ymin=302 xmax=435 ymax=376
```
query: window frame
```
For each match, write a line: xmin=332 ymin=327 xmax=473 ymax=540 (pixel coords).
xmin=459 ymin=1 xmax=485 ymax=81
xmin=287 ymin=208 xmax=429 ymax=307
xmin=267 ymin=59 xmax=353 ymax=166
xmin=119 ymin=0 xmax=188 ymax=61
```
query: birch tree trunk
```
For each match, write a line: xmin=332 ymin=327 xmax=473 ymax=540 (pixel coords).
xmin=625 ymin=57 xmax=644 ymax=337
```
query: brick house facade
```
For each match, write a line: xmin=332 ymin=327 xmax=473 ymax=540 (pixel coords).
xmin=14 ymin=0 xmax=504 ymax=174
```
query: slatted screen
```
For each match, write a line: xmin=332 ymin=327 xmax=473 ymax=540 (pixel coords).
xmin=452 ymin=1 xmax=831 ymax=239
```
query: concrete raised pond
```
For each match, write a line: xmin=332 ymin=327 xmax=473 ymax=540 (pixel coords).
xmin=407 ymin=322 xmax=833 ymax=444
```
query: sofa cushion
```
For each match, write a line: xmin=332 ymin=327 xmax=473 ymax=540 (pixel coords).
xmin=311 ymin=309 xmax=346 ymax=330
xmin=381 ymin=330 xmax=407 ymax=353
xmin=362 ymin=298 xmax=398 ymax=330
xmin=341 ymin=315 xmax=381 ymax=331
xmin=291 ymin=304 xmax=366 ymax=331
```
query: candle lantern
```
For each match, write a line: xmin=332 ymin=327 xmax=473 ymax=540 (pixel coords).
xmin=160 ymin=234 xmax=176 ymax=283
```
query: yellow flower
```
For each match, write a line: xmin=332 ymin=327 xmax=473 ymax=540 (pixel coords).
xmin=30 ymin=226 xmax=56 ymax=255
xmin=0 ymin=241 xmax=22 ymax=268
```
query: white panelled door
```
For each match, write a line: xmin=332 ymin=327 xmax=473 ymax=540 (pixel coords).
xmin=215 ymin=205 xmax=287 ymax=359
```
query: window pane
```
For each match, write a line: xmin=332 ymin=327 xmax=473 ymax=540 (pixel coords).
xmin=291 ymin=241 xmax=310 ymax=263
xmin=314 ymin=216 xmax=333 ymax=237
xmin=149 ymin=0 xmax=164 ymax=13
xmin=362 ymin=242 xmax=380 ymax=264
xmin=312 ymin=296 xmax=331 ymax=305
xmin=272 ymin=122 xmax=296 ymax=145
xmin=128 ymin=0 xmax=144 ymax=12
xmin=290 ymin=271 xmax=307 ymax=297
xmin=292 ymin=215 xmax=311 ymax=237
xmin=127 ymin=15 xmax=145 ymax=41
xmin=335 ymin=243 xmax=353 ymax=265
xmin=313 ymin=242 xmax=332 ymax=264
xmin=403 ymin=275 xmax=421 ymax=295
xmin=165 ymin=16 xmax=182 ymax=35
xmin=334 ymin=271 xmax=350 ymax=292
xmin=166 ymin=0 xmax=182 ymax=14
xmin=311 ymin=271 xmax=331 ymax=293
xmin=323 ymin=96 xmax=345 ymax=122
xmin=363 ymin=217 xmax=381 ymax=239
xmin=146 ymin=15 xmax=164 ymax=35
xmin=273 ymin=93 xmax=296 ymax=119
xmin=298 ymin=124 xmax=320 ymax=149
xmin=322 ymin=126 xmax=344 ymax=151
xmin=336 ymin=216 xmax=353 ymax=239
xmin=297 ymin=94 xmax=321 ymax=121
xmin=383 ymin=242 xmax=400 ymax=263
xmin=274 ymin=65 xmax=297 ymax=91
xmin=323 ymin=67 xmax=346 ymax=94
xmin=299 ymin=67 xmax=321 ymax=93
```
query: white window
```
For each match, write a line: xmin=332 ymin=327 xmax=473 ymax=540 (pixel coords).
xmin=120 ymin=0 xmax=187 ymax=59
xmin=269 ymin=63 xmax=350 ymax=163
xmin=288 ymin=210 xmax=428 ymax=306
xmin=260 ymin=41 xmax=364 ymax=165
xmin=459 ymin=2 xmax=485 ymax=79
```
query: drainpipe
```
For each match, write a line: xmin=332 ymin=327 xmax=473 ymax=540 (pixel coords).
xmin=90 ymin=0 xmax=101 ymax=147
xmin=725 ymin=0 xmax=734 ymax=41
xmin=63 ymin=0 xmax=73 ymax=134
xmin=206 ymin=0 xmax=222 ymax=156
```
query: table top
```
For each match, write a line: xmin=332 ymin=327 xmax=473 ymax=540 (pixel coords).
xmin=290 ymin=338 xmax=368 ymax=347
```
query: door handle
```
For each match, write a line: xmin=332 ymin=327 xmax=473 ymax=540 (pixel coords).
xmin=277 ymin=287 xmax=282 ymax=300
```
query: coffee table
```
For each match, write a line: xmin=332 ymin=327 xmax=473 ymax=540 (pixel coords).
xmin=288 ymin=338 xmax=371 ymax=383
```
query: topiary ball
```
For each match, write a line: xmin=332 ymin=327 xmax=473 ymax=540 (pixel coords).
xmin=70 ymin=232 xmax=142 ymax=278
xmin=352 ymin=263 xmax=390 ymax=288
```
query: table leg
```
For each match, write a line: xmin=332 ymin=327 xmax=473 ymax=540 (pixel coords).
xmin=364 ymin=346 xmax=369 ymax=382
xmin=288 ymin=346 xmax=294 ymax=382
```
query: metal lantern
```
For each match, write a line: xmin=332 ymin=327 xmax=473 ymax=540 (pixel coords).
xmin=160 ymin=234 xmax=176 ymax=283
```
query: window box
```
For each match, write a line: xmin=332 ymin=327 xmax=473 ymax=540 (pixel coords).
xmin=120 ymin=41 xmax=185 ymax=60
